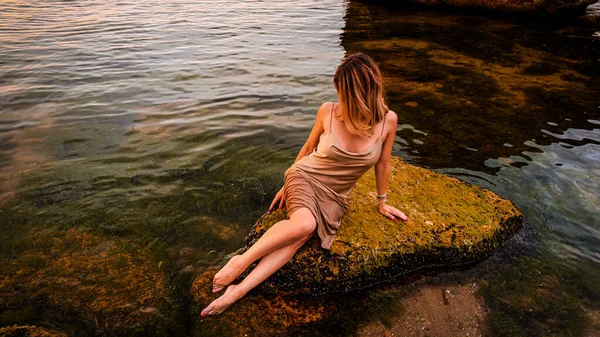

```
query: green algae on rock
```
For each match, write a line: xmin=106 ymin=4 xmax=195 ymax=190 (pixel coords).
xmin=188 ymin=156 xmax=522 ymax=335
xmin=190 ymin=269 xmax=327 ymax=337
xmin=242 ymin=156 xmax=522 ymax=294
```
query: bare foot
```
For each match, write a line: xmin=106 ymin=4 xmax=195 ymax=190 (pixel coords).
xmin=213 ymin=255 xmax=245 ymax=293
xmin=201 ymin=284 xmax=242 ymax=316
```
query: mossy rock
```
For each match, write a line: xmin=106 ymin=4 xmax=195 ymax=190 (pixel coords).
xmin=241 ymin=156 xmax=523 ymax=294
xmin=190 ymin=269 xmax=326 ymax=337
xmin=0 ymin=325 xmax=68 ymax=337
xmin=190 ymin=269 xmax=408 ymax=337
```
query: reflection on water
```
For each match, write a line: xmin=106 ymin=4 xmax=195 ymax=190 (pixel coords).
xmin=1 ymin=0 xmax=599 ymax=335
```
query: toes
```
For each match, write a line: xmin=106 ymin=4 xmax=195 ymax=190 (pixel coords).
xmin=201 ymin=301 xmax=219 ymax=316
xmin=212 ymin=275 xmax=226 ymax=292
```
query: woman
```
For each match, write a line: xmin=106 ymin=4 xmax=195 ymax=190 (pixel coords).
xmin=201 ymin=53 xmax=409 ymax=316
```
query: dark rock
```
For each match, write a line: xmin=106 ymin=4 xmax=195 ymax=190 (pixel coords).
xmin=0 ymin=325 xmax=67 ymax=337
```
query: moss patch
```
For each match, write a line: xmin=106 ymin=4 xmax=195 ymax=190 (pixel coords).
xmin=0 ymin=228 xmax=167 ymax=336
xmin=188 ymin=157 xmax=522 ymax=335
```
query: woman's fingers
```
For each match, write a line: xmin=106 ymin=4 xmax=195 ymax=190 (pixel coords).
xmin=378 ymin=205 xmax=394 ymax=220
xmin=269 ymin=192 xmax=281 ymax=211
xmin=380 ymin=205 xmax=408 ymax=221
xmin=269 ymin=188 xmax=287 ymax=211
xmin=390 ymin=206 xmax=409 ymax=221
xmin=383 ymin=207 xmax=396 ymax=220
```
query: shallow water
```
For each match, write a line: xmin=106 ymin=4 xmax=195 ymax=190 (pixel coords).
xmin=1 ymin=0 xmax=599 ymax=336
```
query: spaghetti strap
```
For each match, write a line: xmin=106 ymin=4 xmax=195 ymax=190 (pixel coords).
xmin=379 ymin=111 xmax=387 ymax=138
xmin=329 ymin=102 xmax=335 ymax=135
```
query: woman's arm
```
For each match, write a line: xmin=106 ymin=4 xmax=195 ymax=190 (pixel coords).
xmin=293 ymin=102 xmax=329 ymax=162
xmin=374 ymin=110 xmax=398 ymax=195
xmin=374 ymin=111 xmax=409 ymax=221
xmin=269 ymin=102 xmax=330 ymax=211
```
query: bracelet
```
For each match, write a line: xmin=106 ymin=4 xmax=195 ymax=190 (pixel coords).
xmin=376 ymin=193 xmax=387 ymax=200
xmin=377 ymin=199 xmax=386 ymax=205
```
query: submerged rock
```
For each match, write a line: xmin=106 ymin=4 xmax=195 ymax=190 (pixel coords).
xmin=240 ymin=156 xmax=523 ymax=294
xmin=0 ymin=325 xmax=68 ymax=337
xmin=190 ymin=268 xmax=410 ymax=337
xmin=363 ymin=0 xmax=598 ymax=16
xmin=0 ymin=228 xmax=168 ymax=336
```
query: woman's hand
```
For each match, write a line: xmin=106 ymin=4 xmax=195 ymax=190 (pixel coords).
xmin=269 ymin=187 xmax=286 ymax=211
xmin=378 ymin=202 xmax=409 ymax=221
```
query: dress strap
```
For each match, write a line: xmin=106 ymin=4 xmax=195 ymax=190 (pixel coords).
xmin=379 ymin=111 xmax=387 ymax=138
xmin=329 ymin=102 xmax=335 ymax=135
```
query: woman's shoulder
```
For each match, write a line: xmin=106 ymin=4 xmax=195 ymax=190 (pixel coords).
xmin=384 ymin=109 xmax=398 ymax=124
xmin=316 ymin=102 xmax=336 ymax=120
xmin=382 ymin=109 xmax=398 ymax=136
xmin=318 ymin=102 xmax=336 ymax=113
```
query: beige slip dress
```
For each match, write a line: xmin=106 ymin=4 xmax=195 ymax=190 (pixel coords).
xmin=283 ymin=102 xmax=387 ymax=249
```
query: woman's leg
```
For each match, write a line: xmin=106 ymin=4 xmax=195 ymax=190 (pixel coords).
xmin=212 ymin=207 xmax=316 ymax=292
xmin=201 ymin=229 xmax=313 ymax=316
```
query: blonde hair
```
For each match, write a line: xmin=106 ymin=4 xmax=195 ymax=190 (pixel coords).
xmin=333 ymin=53 xmax=388 ymax=138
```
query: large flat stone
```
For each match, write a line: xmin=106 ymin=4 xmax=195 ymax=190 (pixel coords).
xmin=241 ymin=156 xmax=523 ymax=294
